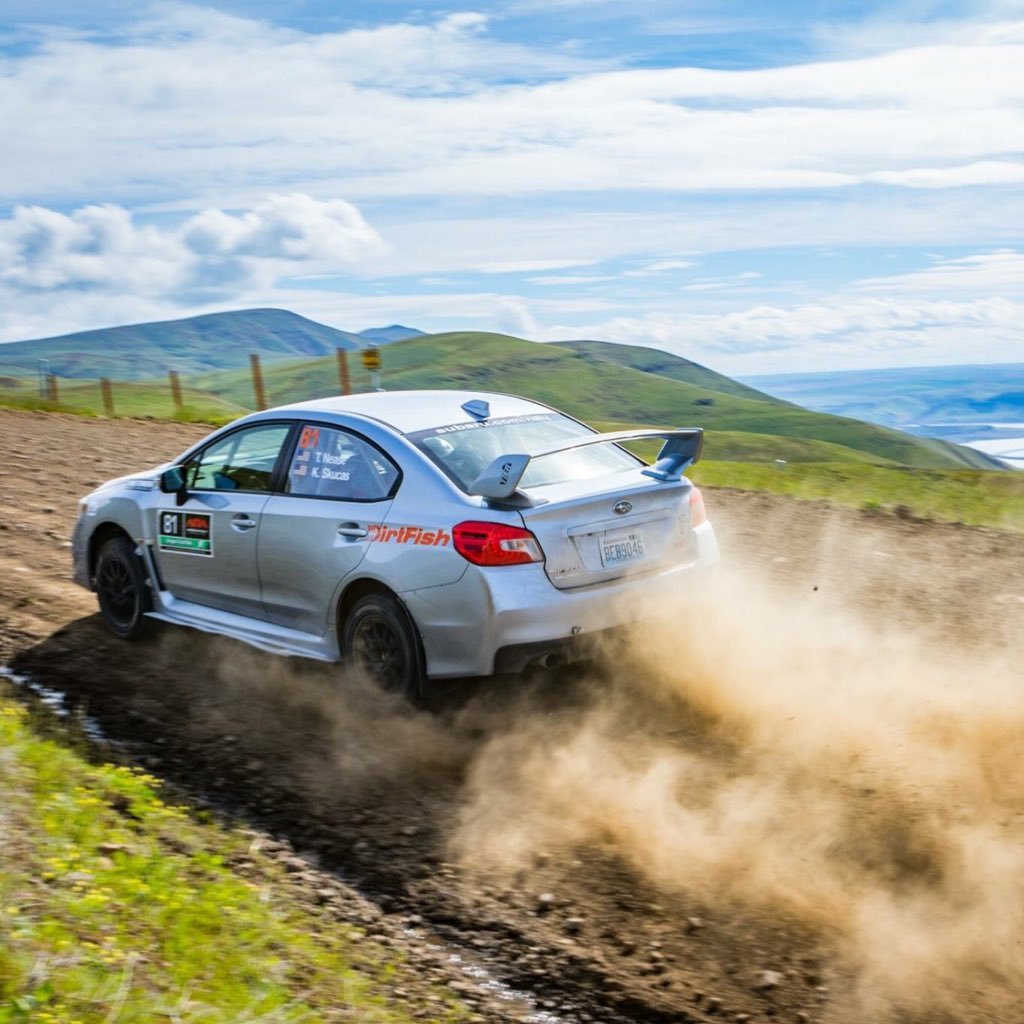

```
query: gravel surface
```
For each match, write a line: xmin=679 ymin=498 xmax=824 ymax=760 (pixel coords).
xmin=1 ymin=409 xmax=1022 ymax=1024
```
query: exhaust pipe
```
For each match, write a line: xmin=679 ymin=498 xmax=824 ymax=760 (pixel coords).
xmin=527 ymin=651 xmax=568 ymax=672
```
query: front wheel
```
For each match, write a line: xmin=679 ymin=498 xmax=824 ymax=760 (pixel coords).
xmin=95 ymin=535 xmax=154 ymax=640
xmin=342 ymin=593 xmax=425 ymax=699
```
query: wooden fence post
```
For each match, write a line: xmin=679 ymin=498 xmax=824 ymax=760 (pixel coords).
xmin=100 ymin=377 xmax=114 ymax=417
xmin=249 ymin=353 xmax=267 ymax=411
xmin=168 ymin=370 xmax=184 ymax=413
xmin=337 ymin=348 xmax=351 ymax=396
xmin=47 ymin=374 xmax=58 ymax=403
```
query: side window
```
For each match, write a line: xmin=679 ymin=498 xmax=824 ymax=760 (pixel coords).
xmin=286 ymin=424 xmax=399 ymax=501
xmin=188 ymin=424 xmax=291 ymax=492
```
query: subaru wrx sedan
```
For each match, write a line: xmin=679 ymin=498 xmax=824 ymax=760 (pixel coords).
xmin=72 ymin=391 xmax=718 ymax=694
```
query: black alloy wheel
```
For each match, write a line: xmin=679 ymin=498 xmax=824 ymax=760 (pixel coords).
xmin=343 ymin=593 xmax=425 ymax=698
xmin=95 ymin=535 xmax=153 ymax=640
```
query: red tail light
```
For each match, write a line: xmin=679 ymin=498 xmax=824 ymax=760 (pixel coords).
xmin=689 ymin=486 xmax=707 ymax=527
xmin=453 ymin=521 xmax=544 ymax=566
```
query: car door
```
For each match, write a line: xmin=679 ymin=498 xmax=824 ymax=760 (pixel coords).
xmin=150 ymin=422 xmax=292 ymax=619
xmin=257 ymin=422 xmax=401 ymax=634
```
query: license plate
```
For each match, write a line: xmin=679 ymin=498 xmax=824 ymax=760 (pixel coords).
xmin=600 ymin=529 xmax=645 ymax=568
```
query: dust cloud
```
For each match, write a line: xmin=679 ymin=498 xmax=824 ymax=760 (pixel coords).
xmin=155 ymin=628 xmax=467 ymax=797
xmin=450 ymin=556 xmax=1024 ymax=1019
xmin=132 ymin=519 xmax=1024 ymax=1019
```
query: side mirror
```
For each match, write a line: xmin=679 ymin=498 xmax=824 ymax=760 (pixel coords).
xmin=159 ymin=466 xmax=188 ymax=506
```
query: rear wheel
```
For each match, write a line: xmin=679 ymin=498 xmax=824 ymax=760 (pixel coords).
xmin=342 ymin=593 xmax=425 ymax=698
xmin=95 ymin=535 xmax=153 ymax=640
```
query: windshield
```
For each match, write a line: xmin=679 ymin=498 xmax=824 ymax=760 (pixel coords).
xmin=408 ymin=412 xmax=640 ymax=491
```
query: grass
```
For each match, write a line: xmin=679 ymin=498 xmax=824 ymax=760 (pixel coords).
xmin=551 ymin=339 xmax=788 ymax=406
xmin=0 ymin=383 xmax=239 ymax=426
xmin=0 ymin=693 xmax=466 ymax=1024
xmin=609 ymin=428 xmax=1022 ymax=531
xmin=690 ymin=460 xmax=1024 ymax=533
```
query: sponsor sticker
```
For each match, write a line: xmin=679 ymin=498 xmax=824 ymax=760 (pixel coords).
xmin=423 ymin=413 xmax=557 ymax=437
xmin=367 ymin=524 xmax=451 ymax=547
xmin=158 ymin=510 xmax=213 ymax=556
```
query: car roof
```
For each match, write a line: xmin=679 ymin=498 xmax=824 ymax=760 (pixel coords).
xmin=275 ymin=389 xmax=553 ymax=434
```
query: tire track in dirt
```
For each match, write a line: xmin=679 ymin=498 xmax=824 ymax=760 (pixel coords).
xmin=2 ymin=410 xmax=1022 ymax=1023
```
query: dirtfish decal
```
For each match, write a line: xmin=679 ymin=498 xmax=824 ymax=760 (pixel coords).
xmin=368 ymin=524 xmax=450 ymax=547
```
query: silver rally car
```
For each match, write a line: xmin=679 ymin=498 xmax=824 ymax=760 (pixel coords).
xmin=72 ymin=390 xmax=719 ymax=694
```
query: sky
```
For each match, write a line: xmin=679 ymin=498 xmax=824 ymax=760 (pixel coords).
xmin=1 ymin=0 xmax=1022 ymax=374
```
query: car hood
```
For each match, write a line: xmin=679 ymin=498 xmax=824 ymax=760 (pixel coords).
xmin=85 ymin=462 xmax=173 ymax=499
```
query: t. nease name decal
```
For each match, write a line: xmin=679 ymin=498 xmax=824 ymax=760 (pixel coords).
xmin=292 ymin=446 xmax=352 ymax=482
xmin=159 ymin=510 xmax=213 ymax=556
xmin=368 ymin=524 xmax=450 ymax=547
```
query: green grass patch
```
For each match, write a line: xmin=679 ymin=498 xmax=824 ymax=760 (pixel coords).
xmin=0 ymin=385 xmax=237 ymax=427
xmin=0 ymin=696 xmax=466 ymax=1024
xmin=690 ymin=460 xmax=1024 ymax=533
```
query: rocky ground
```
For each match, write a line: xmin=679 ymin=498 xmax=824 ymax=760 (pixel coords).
xmin=1 ymin=409 xmax=1022 ymax=1024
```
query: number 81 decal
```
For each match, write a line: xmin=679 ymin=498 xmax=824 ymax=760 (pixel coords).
xmin=158 ymin=510 xmax=214 ymax=556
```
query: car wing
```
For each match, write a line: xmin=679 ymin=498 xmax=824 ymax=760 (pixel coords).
xmin=468 ymin=428 xmax=704 ymax=500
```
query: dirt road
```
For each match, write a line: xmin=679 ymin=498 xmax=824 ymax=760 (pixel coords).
xmin=2 ymin=409 xmax=1022 ymax=1024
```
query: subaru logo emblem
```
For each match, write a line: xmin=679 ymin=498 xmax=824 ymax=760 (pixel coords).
xmin=613 ymin=500 xmax=632 ymax=515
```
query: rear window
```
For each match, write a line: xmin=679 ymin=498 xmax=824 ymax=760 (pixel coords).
xmin=408 ymin=412 xmax=640 ymax=491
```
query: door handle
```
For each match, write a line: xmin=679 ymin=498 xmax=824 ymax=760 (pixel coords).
xmin=231 ymin=515 xmax=257 ymax=531
xmin=337 ymin=523 xmax=368 ymax=539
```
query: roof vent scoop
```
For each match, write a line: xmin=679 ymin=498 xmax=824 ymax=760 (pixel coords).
xmin=462 ymin=399 xmax=491 ymax=420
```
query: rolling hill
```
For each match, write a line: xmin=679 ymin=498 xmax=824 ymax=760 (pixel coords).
xmin=190 ymin=330 xmax=998 ymax=470
xmin=0 ymin=316 xmax=1004 ymax=471
xmin=553 ymin=339 xmax=788 ymax=406
xmin=358 ymin=325 xmax=426 ymax=344
xmin=0 ymin=308 xmax=369 ymax=380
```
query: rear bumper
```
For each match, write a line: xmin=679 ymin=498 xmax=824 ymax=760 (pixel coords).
xmin=403 ymin=521 xmax=719 ymax=678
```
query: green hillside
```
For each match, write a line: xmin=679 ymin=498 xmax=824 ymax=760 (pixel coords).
xmin=1 ymin=326 xmax=1003 ymax=470
xmin=192 ymin=331 xmax=997 ymax=470
xmin=0 ymin=308 xmax=367 ymax=381
xmin=553 ymin=339 xmax=788 ymax=405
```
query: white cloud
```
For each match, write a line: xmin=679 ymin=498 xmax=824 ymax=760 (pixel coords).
xmin=2 ymin=8 xmax=1024 ymax=206
xmin=535 ymin=295 xmax=1024 ymax=372
xmin=374 ymin=190 xmax=1024 ymax=280
xmin=865 ymin=161 xmax=1024 ymax=189
xmin=623 ymin=259 xmax=697 ymax=277
xmin=1 ymin=7 xmax=1022 ymax=371
xmin=855 ymin=249 xmax=1024 ymax=294
xmin=478 ymin=258 xmax=596 ymax=273
xmin=530 ymin=274 xmax=619 ymax=285
xmin=0 ymin=194 xmax=386 ymax=339
xmin=181 ymin=194 xmax=386 ymax=264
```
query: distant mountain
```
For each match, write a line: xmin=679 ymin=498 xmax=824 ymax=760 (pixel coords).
xmin=0 ymin=308 xmax=367 ymax=381
xmin=745 ymin=363 xmax=1024 ymax=429
xmin=358 ymin=325 xmax=425 ymax=344
xmin=553 ymin=339 xmax=789 ymax=406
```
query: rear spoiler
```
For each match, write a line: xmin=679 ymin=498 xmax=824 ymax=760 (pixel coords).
xmin=469 ymin=428 xmax=704 ymax=500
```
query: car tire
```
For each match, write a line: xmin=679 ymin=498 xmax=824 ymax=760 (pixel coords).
xmin=342 ymin=593 xmax=425 ymax=699
xmin=95 ymin=535 xmax=154 ymax=641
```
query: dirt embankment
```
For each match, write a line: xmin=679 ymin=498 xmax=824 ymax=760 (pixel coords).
xmin=1 ymin=409 xmax=1023 ymax=1024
